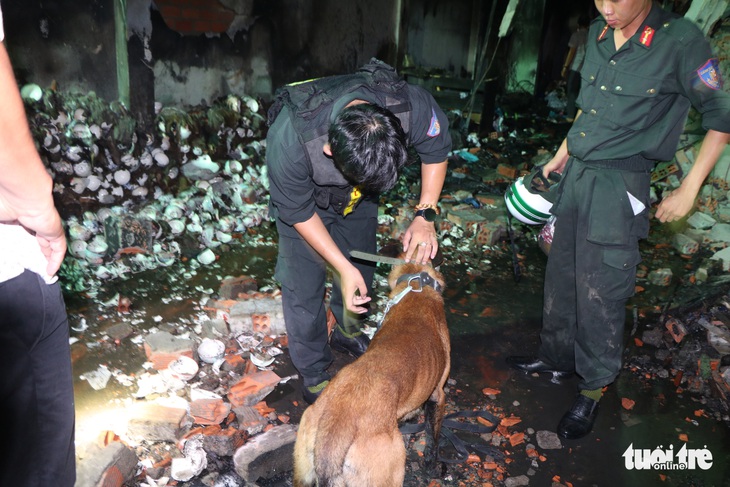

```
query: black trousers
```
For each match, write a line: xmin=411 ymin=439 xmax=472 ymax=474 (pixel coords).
xmin=274 ymin=199 xmax=377 ymax=386
xmin=0 ymin=270 xmax=76 ymax=487
xmin=538 ymin=158 xmax=651 ymax=390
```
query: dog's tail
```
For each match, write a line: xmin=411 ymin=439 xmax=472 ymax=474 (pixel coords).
xmin=314 ymin=416 xmax=357 ymax=483
xmin=293 ymin=409 xmax=317 ymax=487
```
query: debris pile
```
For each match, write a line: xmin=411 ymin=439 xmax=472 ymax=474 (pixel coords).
xmin=22 ymin=87 xmax=270 ymax=295
xmin=20 ymin=82 xmax=730 ymax=486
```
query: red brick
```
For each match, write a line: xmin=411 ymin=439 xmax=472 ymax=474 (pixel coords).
xmin=98 ymin=465 xmax=124 ymax=487
xmin=496 ymin=164 xmax=518 ymax=179
xmin=158 ymin=5 xmax=182 ymax=19
xmin=191 ymin=398 xmax=231 ymax=425
xmin=251 ymin=313 xmax=271 ymax=334
xmin=227 ymin=370 xmax=281 ymax=408
xmin=172 ymin=19 xmax=194 ymax=33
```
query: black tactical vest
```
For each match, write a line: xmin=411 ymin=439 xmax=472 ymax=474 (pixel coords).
xmin=267 ymin=58 xmax=412 ymax=193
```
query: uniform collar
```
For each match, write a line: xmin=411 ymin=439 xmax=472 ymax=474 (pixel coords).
xmin=630 ymin=3 xmax=671 ymax=49
xmin=595 ymin=3 xmax=674 ymax=49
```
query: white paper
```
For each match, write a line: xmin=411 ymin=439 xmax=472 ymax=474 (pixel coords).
xmin=627 ymin=191 xmax=646 ymax=216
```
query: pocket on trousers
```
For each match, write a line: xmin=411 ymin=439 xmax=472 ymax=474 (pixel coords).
xmin=586 ymin=171 xmax=634 ymax=245
xmin=600 ymin=247 xmax=642 ymax=300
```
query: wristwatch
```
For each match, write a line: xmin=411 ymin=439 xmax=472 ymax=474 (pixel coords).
xmin=415 ymin=207 xmax=438 ymax=222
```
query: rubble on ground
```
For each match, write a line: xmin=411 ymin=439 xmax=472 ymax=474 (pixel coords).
xmin=21 ymin=85 xmax=730 ymax=486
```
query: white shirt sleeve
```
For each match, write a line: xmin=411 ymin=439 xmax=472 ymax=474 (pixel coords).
xmin=0 ymin=6 xmax=4 ymax=42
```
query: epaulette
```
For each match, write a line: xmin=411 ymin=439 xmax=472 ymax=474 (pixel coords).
xmin=661 ymin=16 xmax=704 ymax=45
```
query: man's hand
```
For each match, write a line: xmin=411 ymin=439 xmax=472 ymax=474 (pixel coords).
xmin=0 ymin=198 xmax=67 ymax=276
xmin=542 ymin=154 xmax=568 ymax=178
xmin=402 ymin=217 xmax=438 ymax=264
xmin=341 ymin=265 xmax=371 ymax=314
xmin=655 ymin=130 xmax=730 ymax=223
xmin=655 ymin=186 xmax=696 ymax=223
xmin=34 ymin=218 xmax=68 ymax=276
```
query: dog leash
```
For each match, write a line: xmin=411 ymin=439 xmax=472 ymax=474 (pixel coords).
xmin=399 ymin=409 xmax=504 ymax=463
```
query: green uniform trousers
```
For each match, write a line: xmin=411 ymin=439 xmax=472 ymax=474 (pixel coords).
xmin=538 ymin=156 xmax=652 ymax=390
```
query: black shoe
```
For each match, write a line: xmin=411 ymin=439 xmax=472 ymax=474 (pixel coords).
xmin=330 ymin=326 xmax=370 ymax=358
xmin=557 ymin=394 xmax=599 ymax=439
xmin=506 ymin=355 xmax=574 ymax=380
xmin=302 ymin=380 xmax=330 ymax=405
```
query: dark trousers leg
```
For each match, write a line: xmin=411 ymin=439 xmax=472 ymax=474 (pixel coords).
xmin=0 ymin=270 xmax=76 ymax=487
xmin=275 ymin=220 xmax=332 ymax=385
xmin=325 ymin=200 xmax=377 ymax=334
xmin=274 ymin=200 xmax=377 ymax=384
xmin=539 ymin=193 xmax=579 ymax=372
xmin=539 ymin=163 xmax=643 ymax=390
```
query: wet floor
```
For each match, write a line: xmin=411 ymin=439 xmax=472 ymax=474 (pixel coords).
xmin=65 ymin=218 xmax=730 ymax=486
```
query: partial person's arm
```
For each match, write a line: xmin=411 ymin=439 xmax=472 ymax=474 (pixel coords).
xmin=402 ymin=160 xmax=448 ymax=263
xmin=0 ymin=43 xmax=66 ymax=275
xmin=294 ymin=215 xmax=372 ymax=314
xmin=655 ymin=129 xmax=730 ymax=222
xmin=561 ymin=46 xmax=577 ymax=79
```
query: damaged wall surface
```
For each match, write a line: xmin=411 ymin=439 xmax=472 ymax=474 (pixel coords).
xmin=2 ymin=0 xmax=399 ymax=110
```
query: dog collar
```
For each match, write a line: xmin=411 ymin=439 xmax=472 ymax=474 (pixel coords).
xmin=377 ymin=271 xmax=442 ymax=329
xmin=395 ymin=271 xmax=442 ymax=293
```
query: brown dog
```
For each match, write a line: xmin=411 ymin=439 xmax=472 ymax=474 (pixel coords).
xmin=293 ymin=261 xmax=450 ymax=486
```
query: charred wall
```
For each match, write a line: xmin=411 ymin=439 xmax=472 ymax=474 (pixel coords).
xmin=1 ymin=0 xmax=399 ymax=111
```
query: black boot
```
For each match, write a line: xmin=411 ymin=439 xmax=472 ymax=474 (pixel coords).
xmin=301 ymin=379 xmax=330 ymax=405
xmin=506 ymin=355 xmax=574 ymax=380
xmin=557 ymin=394 xmax=599 ymax=439
xmin=330 ymin=325 xmax=370 ymax=358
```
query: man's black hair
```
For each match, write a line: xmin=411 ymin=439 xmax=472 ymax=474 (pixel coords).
xmin=328 ymin=103 xmax=417 ymax=194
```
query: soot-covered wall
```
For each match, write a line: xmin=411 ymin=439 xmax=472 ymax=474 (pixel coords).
xmin=1 ymin=0 xmax=401 ymax=112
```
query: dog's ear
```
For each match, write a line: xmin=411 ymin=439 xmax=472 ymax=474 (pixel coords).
xmin=431 ymin=247 xmax=444 ymax=268
xmin=379 ymin=240 xmax=402 ymax=259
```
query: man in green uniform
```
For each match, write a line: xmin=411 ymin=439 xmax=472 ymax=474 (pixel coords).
xmin=508 ymin=0 xmax=730 ymax=439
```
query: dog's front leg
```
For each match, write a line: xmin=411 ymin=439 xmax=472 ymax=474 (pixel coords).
xmin=423 ymin=393 xmax=446 ymax=476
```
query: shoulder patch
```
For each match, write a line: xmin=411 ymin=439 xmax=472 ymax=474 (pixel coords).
xmin=426 ymin=108 xmax=440 ymax=137
xmin=697 ymin=59 xmax=722 ymax=90
xmin=664 ymin=17 xmax=704 ymax=46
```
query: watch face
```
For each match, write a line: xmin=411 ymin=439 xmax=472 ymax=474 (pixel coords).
xmin=417 ymin=208 xmax=437 ymax=222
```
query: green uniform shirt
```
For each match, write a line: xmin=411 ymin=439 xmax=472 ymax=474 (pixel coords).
xmin=568 ymin=4 xmax=730 ymax=162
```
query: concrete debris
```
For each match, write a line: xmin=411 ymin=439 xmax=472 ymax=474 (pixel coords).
xmin=232 ymin=424 xmax=297 ymax=482
xmin=20 ymin=61 xmax=730 ymax=485
xmin=80 ymin=364 xmax=113 ymax=390
xmin=143 ymin=331 xmax=195 ymax=370
xmin=171 ymin=436 xmax=208 ymax=481
xmin=127 ymin=402 xmax=192 ymax=442
xmin=534 ymin=430 xmax=562 ymax=450
xmin=76 ymin=442 xmax=139 ymax=487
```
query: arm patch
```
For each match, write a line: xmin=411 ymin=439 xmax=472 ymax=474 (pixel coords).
xmin=698 ymin=59 xmax=722 ymax=90
xmin=426 ymin=108 xmax=441 ymax=137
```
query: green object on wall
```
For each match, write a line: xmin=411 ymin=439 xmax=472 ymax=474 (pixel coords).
xmin=115 ymin=0 xmax=130 ymax=108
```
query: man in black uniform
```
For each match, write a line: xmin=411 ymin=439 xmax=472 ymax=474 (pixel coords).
xmin=508 ymin=0 xmax=730 ymax=439
xmin=266 ymin=59 xmax=451 ymax=404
